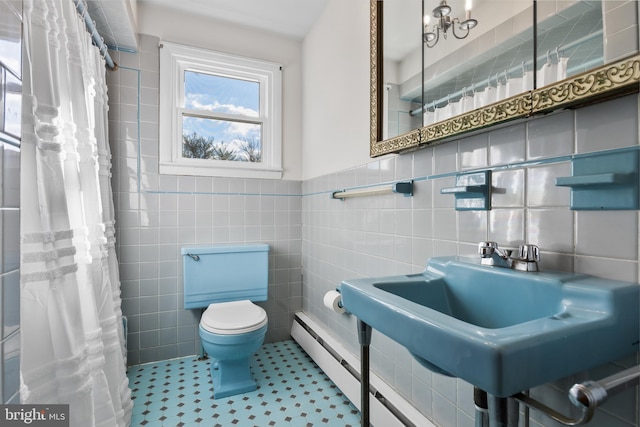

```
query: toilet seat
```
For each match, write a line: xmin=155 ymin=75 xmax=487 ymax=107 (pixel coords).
xmin=201 ymin=300 xmax=267 ymax=335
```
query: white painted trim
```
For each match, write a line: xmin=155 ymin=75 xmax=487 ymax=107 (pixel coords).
xmin=158 ymin=162 xmax=283 ymax=179
xmin=159 ymin=41 xmax=283 ymax=179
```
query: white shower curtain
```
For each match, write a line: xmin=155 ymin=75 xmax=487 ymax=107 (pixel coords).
xmin=20 ymin=0 xmax=132 ymax=426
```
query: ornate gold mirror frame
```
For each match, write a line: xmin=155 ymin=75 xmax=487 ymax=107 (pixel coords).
xmin=370 ymin=0 xmax=640 ymax=158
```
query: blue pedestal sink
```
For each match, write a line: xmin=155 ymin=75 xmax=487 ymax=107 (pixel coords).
xmin=340 ymin=256 xmax=639 ymax=398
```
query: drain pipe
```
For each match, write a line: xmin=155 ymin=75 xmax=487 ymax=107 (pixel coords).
xmin=512 ymin=365 xmax=640 ymax=426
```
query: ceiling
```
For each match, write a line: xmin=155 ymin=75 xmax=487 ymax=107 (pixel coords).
xmin=138 ymin=0 xmax=330 ymax=40
xmin=87 ymin=0 xmax=329 ymax=54
xmin=87 ymin=0 xmax=138 ymax=51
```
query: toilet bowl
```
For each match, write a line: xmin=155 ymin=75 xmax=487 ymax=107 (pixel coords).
xmin=199 ymin=300 xmax=268 ymax=398
xmin=182 ymin=244 xmax=270 ymax=399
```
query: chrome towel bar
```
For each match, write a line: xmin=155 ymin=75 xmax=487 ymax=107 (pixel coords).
xmin=331 ymin=181 xmax=413 ymax=200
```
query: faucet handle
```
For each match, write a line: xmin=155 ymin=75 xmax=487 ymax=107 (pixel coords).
xmin=518 ymin=244 xmax=540 ymax=262
xmin=478 ymin=241 xmax=498 ymax=257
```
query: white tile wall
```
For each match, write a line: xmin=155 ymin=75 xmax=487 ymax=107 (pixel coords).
xmin=108 ymin=35 xmax=303 ymax=365
xmin=303 ymin=93 xmax=640 ymax=427
xmin=576 ymin=95 xmax=639 ymax=153
xmin=602 ymin=1 xmax=640 ymax=62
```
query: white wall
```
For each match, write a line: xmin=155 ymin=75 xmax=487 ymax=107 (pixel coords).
xmin=301 ymin=0 xmax=374 ymax=180
xmin=300 ymin=2 xmax=640 ymax=426
xmin=136 ymin=2 xmax=304 ymax=181
xmin=300 ymin=0 xmax=537 ymax=179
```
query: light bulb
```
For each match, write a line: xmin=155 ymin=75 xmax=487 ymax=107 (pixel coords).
xmin=465 ymin=0 xmax=472 ymax=20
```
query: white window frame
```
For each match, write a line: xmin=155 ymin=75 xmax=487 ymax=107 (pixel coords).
xmin=159 ymin=41 xmax=283 ymax=179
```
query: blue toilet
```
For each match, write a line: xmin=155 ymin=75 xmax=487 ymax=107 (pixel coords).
xmin=182 ymin=244 xmax=269 ymax=399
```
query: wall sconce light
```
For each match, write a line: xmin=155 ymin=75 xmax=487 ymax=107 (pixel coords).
xmin=423 ymin=0 xmax=478 ymax=48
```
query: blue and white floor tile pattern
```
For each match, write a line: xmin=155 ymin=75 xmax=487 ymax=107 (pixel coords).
xmin=128 ymin=340 xmax=361 ymax=426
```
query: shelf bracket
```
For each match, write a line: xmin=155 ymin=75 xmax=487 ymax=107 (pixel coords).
xmin=555 ymin=150 xmax=639 ymax=210
xmin=441 ymin=170 xmax=491 ymax=210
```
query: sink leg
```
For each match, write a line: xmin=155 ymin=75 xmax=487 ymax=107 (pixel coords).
xmin=508 ymin=397 xmax=520 ymax=427
xmin=357 ymin=320 xmax=372 ymax=427
xmin=488 ymin=395 xmax=520 ymax=427
xmin=474 ymin=388 xmax=489 ymax=427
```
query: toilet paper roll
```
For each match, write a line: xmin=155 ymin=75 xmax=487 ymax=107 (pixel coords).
xmin=323 ymin=290 xmax=345 ymax=314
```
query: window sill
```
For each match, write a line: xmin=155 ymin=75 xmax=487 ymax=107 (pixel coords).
xmin=159 ymin=162 xmax=283 ymax=180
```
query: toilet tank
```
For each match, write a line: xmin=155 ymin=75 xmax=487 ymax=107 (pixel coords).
xmin=182 ymin=244 xmax=269 ymax=309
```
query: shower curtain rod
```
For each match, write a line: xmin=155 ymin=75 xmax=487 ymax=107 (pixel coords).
xmin=412 ymin=29 xmax=603 ymax=115
xmin=73 ymin=0 xmax=118 ymax=70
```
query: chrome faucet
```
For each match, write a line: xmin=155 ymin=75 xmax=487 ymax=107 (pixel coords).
xmin=478 ymin=241 xmax=540 ymax=272
xmin=478 ymin=241 xmax=512 ymax=268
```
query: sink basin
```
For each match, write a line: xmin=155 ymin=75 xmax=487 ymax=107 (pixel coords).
xmin=340 ymin=256 xmax=639 ymax=397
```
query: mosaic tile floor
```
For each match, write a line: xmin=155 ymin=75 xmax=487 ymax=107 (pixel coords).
xmin=128 ymin=340 xmax=361 ymax=426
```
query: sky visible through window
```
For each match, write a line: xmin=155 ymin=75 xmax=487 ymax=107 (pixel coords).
xmin=183 ymin=71 xmax=262 ymax=162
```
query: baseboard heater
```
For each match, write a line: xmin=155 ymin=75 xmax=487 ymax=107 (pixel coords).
xmin=291 ymin=312 xmax=435 ymax=427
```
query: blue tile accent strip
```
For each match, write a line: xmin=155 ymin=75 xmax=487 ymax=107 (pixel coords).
xmin=127 ymin=340 xmax=361 ymax=426
xmin=315 ymin=146 xmax=640 ymax=200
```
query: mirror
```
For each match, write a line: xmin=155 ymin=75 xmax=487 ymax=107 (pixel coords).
xmin=371 ymin=0 xmax=640 ymax=157
xmin=381 ymin=0 xmax=422 ymax=140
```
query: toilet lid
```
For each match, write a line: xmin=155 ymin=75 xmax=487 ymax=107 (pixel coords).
xmin=201 ymin=300 xmax=267 ymax=335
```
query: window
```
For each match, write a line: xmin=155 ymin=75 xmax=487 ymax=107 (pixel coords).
xmin=159 ymin=42 xmax=282 ymax=179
